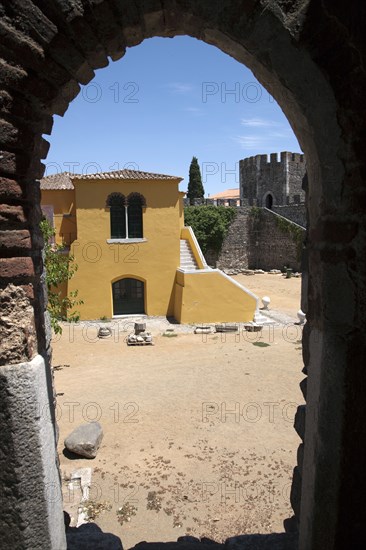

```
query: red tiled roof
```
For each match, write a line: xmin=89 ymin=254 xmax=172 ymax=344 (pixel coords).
xmin=73 ymin=169 xmax=182 ymax=181
xmin=209 ymin=188 xmax=240 ymax=200
xmin=40 ymin=172 xmax=74 ymax=190
xmin=40 ymin=169 xmax=183 ymax=190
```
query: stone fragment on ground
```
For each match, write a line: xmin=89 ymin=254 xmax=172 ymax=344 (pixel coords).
xmin=64 ymin=422 xmax=103 ymax=458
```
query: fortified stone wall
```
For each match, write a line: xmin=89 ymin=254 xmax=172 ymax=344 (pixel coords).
xmin=239 ymin=152 xmax=306 ymax=206
xmin=204 ymin=207 xmax=305 ymax=272
xmin=215 ymin=207 xmax=251 ymax=271
xmin=247 ymin=208 xmax=304 ymax=272
xmin=271 ymin=205 xmax=306 ymax=227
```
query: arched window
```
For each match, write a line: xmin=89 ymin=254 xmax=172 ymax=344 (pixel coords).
xmin=106 ymin=193 xmax=126 ymax=238
xmin=106 ymin=192 xmax=146 ymax=239
xmin=126 ymin=193 xmax=146 ymax=239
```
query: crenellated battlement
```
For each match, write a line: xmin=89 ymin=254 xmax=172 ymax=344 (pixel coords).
xmin=240 ymin=151 xmax=305 ymax=168
xmin=240 ymin=151 xmax=306 ymax=207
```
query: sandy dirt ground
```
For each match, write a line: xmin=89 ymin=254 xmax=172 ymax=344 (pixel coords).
xmin=53 ymin=273 xmax=304 ymax=548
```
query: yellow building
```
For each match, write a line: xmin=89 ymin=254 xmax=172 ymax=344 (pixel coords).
xmin=40 ymin=170 xmax=258 ymax=323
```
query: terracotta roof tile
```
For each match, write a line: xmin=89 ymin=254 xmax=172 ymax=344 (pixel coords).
xmin=210 ymin=188 xmax=240 ymax=200
xmin=40 ymin=172 xmax=74 ymax=190
xmin=73 ymin=169 xmax=182 ymax=181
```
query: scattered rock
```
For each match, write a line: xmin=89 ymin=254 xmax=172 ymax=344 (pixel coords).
xmin=194 ymin=325 xmax=214 ymax=334
xmin=215 ymin=324 xmax=238 ymax=333
xmin=243 ymin=323 xmax=263 ymax=332
xmin=98 ymin=326 xmax=112 ymax=338
xmin=64 ymin=422 xmax=103 ymax=459
xmin=135 ymin=322 xmax=146 ymax=333
xmin=128 ymin=324 xmax=153 ymax=345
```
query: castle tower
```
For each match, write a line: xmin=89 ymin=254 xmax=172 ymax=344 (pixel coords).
xmin=239 ymin=152 xmax=306 ymax=207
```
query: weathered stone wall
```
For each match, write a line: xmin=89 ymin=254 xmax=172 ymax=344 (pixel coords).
xmin=240 ymin=152 xmax=306 ymax=206
xmin=215 ymin=207 xmax=251 ymax=270
xmin=247 ymin=209 xmax=304 ymax=272
xmin=272 ymin=205 xmax=306 ymax=227
xmin=205 ymin=207 xmax=304 ymax=272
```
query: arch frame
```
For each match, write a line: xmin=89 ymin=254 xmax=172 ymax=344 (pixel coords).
xmin=0 ymin=2 xmax=365 ymax=549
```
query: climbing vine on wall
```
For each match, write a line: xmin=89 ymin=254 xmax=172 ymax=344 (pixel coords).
xmin=184 ymin=206 xmax=237 ymax=253
xmin=249 ymin=206 xmax=263 ymax=220
xmin=275 ymin=215 xmax=304 ymax=262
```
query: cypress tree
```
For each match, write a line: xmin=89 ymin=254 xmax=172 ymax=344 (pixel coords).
xmin=187 ymin=156 xmax=205 ymax=205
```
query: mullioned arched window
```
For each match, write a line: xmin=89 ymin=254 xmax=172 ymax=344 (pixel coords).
xmin=106 ymin=192 xmax=146 ymax=239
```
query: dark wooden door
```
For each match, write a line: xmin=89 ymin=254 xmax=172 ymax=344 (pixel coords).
xmin=112 ymin=278 xmax=145 ymax=315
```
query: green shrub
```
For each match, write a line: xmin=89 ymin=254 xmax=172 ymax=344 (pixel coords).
xmin=40 ymin=219 xmax=83 ymax=334
xmin=184 ymin=205 xmax=237 ymax=253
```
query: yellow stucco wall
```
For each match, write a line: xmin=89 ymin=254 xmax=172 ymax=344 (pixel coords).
xmin=67 ymin=178 xmax=182 ymax=320
xmin=174 ymin=269 xmax=257 ymax=323
xmin=41 ymin=178 xmax=258 ymax=324
xmin=41 ymin=189 xmax=76 ymax=246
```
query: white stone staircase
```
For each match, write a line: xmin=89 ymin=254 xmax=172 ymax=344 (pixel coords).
xmin=180 ymin=239 xmax=199 ymax=270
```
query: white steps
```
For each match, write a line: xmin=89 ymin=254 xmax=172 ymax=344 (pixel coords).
xmin=180 ymin=239 xmax=199 ymax=270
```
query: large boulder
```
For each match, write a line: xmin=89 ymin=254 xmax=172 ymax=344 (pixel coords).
xmin=64 ymin=422 xmax=103 ymax=458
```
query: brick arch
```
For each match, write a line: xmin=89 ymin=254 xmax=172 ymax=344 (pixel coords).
xmin=1 ymin=2 xmax=365 ymax=549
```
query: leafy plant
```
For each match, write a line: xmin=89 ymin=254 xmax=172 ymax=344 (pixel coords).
xmin=40 ymin=219 xmax=83 ymax=334
xmin=184 ymin=205 xmax=237 ymax=253
xmin=249 ymin=206 xmax=262 ymax=219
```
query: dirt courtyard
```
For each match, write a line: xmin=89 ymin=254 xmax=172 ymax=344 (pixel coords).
xmin=53 ymin=273 xmax=304 ymax=548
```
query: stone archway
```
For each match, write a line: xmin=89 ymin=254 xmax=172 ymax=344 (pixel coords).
xmin=1 ymin=2 xmax=365 ymax=549
xmin=264 ymin=192 xmax=274 ymax=210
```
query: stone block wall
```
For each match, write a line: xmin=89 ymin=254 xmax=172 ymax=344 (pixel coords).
xmin=205 ymin=207 xmax=305 ymax=273
xmin=215 ymin=207 xmax=251 ymax=270
xmin=271 ymin=205 xmax=306 ymax=228
xmin=239 ymin=152 xmax=306 ymax=207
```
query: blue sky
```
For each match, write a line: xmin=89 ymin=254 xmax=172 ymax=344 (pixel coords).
xmin=45 ymin=36 xmax=301 ymax=196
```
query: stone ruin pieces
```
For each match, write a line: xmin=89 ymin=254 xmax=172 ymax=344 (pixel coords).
xmin=215 ymin=323 xmax=239 ymax=333
xmin=127 ymin=322 xmax=153 ymax=345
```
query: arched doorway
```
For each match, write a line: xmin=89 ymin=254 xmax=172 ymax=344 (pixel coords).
xmin=112 ymin=278 xmax=145 ymax=315
xmin=265 ymin=193 xmax=274 ymax=209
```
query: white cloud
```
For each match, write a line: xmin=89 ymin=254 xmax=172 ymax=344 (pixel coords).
xmin=233 ymin=135 xmax=264 ymax=149
xmin=232 ymin=121 xmax=295 ymax=151
xmin=241 ymin=117 xmax=278 ymax=127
